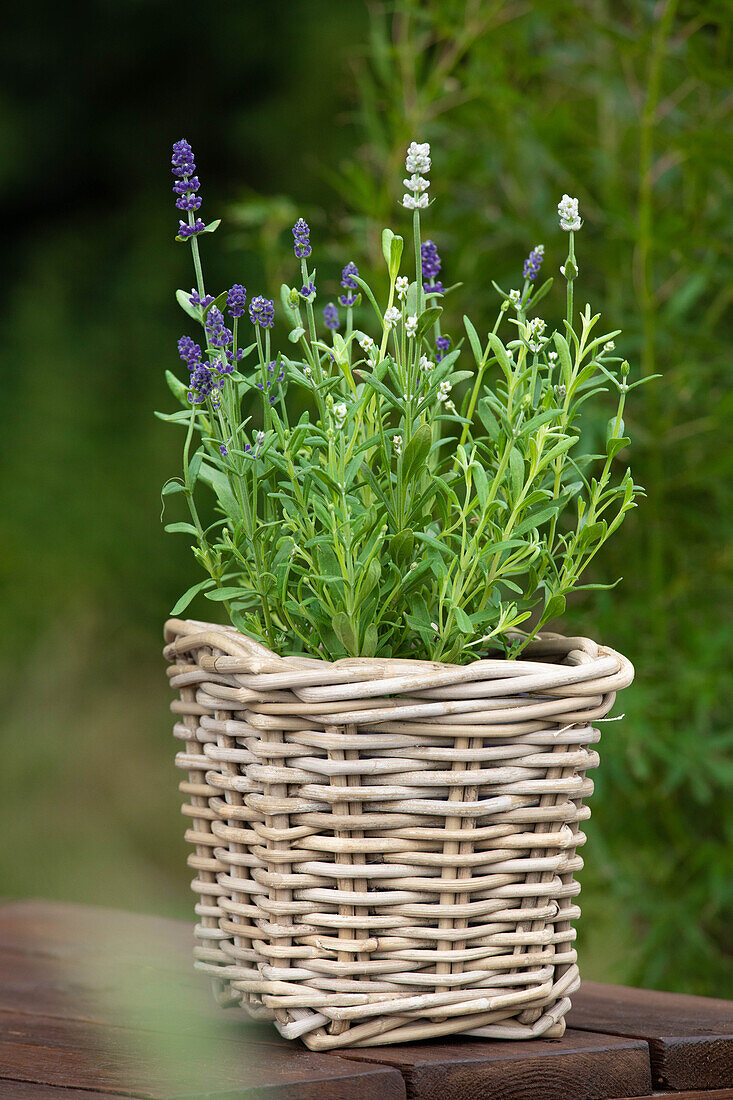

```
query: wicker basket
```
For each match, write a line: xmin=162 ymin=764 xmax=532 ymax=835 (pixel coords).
xmin=164 ymin=617 xmax=633 ymax=1049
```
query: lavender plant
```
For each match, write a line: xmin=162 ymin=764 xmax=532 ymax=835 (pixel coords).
xmin=160 ymin=138 xmax=651 ymax=662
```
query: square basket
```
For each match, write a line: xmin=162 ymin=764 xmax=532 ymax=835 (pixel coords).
xmin=164 ymin=617 xmax=632 ymax=1049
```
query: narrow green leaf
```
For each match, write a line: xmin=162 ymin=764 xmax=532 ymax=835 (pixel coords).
xmin=361 ymin=622 xmax=378 ymax=657
xmin=539 ymin=592 xmax=566 ymax=626
xmin=402 ymin=423 xmax=432 ymax=482
xmin=333 ymin=612 xmax=358 ymax=655
xmin=463 ymin=315 xmax=484 ymax=366
xmin=453 ymin=606 xmax=473 ymax=633
xmin=473 ymin=463 xmax=489 ymax=510
xmin=205 ymin=586 xmax=247 ymax=602
xmin=175 ymin=289 xmax=200 ymax=321
xmin=170 ymin=578 xmax=216 ymax=616
xmin=509 ymin=447 xmax=525 ymax=496
xmin=553 ymin=333 xmax=573 ymax=387
xmin=391 ymin=529 xmax=415 ymax=566
xmin=164 ymin=522 xmax=198 ymax=536
xmin=416 ymin=306 xmax=442 ymax=338
xmin=166 ymin=370 xmax=190 ymax=406
xmin=486 ymin=332 xmax=513 ymax=381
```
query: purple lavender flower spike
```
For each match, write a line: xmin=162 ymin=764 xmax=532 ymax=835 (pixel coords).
xmin=249 ymin=296 xmax=275 ymax=328
xmin=226 ymin=284 xmax=247 ymax=318
xmin=205 ymin=306 xmax=233 ymax=349
xmin=220 ymin=443 xmax=228 ymax=456
xmin=523 ymin=244 xmax=545 ymax=281
xmin=436 ymin=334 xmax=451 ymax=363
xmin=292 ymin=218 xmax=311 ymax=259
xmin=421 ymin=240 xmax=442 ymax=280
xmin=172 ymin=140 xmax=202 ymax=216
xmin=341 ymin=261 xmax=359 ymax=288
xmin=323 ymin=302 xmax=339 ymax=331
xmin=300 ymin=282 xmax=316 ymax=300
xmin=339 ymin=261 xmax=359 ymax=306
xmin=188 ymin=362 xmax=215 ymax=404
xmin=178 ymin=335 xmax=202 ymax=368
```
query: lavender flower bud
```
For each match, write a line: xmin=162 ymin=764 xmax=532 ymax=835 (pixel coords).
xmin=171 ymin=140 xmax=196 ymax=178
xmin=226 ymin=284 xmax=247 ymax=318
xmin=177 ymin=219 xmax=205 ymax=239
xmin=402 ymin=193 xmax=429 ymax=210
xmin=300 ymin=282 xmax=316 ymax=301
xmin=436 ymin=334 xmax=451 ymax=362
xmin=249 ymin=296 xmax=275 ymax=328
xmin=340 ymin=261 xmax=359 ymax=289
xmin=188 ymin=362 xmax=215 ymax=404
xmin=292 ymin=218 xmax=311 ymax=259
xmin=522 ymin=244 xmax=545 ymax=281
xmin=421 ymin=240 xmax=442 ymax=280
xmin=323 ymin=302 xmax=339 ymax=331
xmin=405 ymin=141 xmax=431 ymax=175
xmin=205 ymin=306 xmax=233 ymax=349
xmin=339 ymin=261 xmax=359 ymax=306
xmin=178 ymin=335 xmax=201 ymax=368
xmin=189 ymin=290 xmax=214 ymax=310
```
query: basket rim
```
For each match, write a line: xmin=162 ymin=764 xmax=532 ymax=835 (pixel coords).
xmin=163 ymin=616 xmax=634 ymax=697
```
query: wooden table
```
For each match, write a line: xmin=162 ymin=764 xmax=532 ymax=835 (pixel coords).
xmin=1 ymin=901 xmax=731 ymax=1100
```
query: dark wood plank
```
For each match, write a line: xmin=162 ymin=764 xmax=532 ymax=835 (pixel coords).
xmin=338 ymin=1028 xmax=653 ymax=1100
xmin=568 ymin=980 xmax=733 ymax=1091
xmin=0 ymin=944 xmax=232 ymax=1032
xmin=0 ymin=900 xmax=193 ymax=967
xmin=616 ymin=1092 xmax=733 ymax=1099
xmin=0 ymin=1084 xmax=113 ymax=1099
xmin=0 ymin=1008 xmax=405 ymax=1100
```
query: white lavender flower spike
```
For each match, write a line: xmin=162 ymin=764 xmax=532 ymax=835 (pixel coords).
xmin=403 ymin=141 xmax=431 ymax=209
xmin=558 ymin=194 xmax=582 ymax=231
xmin=333 ymin=402 xmax=347 ymax=430
xmin=384 ymin=306 xmax=401 ymax=328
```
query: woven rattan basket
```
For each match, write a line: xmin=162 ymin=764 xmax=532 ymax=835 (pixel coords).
xmin=164 ymin=617 xmax=633 ymax=1049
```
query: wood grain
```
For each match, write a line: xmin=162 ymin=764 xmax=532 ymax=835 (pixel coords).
xmin=0 ymin=1008 xmax=405 ymax=1100
xmin=339 ymin=1028 xmax=653 ymax=1100
xmin=3 ymin=900 xmax=733 ymax=1100
xmin=0 ymin=1084 xmax=113 ymax=1099
xmin=615 ymin=1092 xmax=733 ymax=1100
xmin=569 ymin=980 xmax=733 ymax=1090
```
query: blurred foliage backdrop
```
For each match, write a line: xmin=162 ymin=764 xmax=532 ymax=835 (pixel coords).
xmin=1 ymin=0 xmax=731 ymax=996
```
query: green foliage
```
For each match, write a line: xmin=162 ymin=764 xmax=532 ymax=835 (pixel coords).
xmin=2 ymin=0 xmax=730 ymax=1001
xmin=312 ymin=0 xmax=732 ymax=997
xmin=164 ymin=184 xmax=645 ymax=662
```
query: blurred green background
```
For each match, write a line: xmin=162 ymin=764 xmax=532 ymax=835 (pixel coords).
xmin=2 ymin=0 xmax=731 ymax=997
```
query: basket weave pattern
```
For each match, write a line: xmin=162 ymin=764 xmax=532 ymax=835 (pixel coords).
xmin=164 ymin=618 xmax=633 ymax=1049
